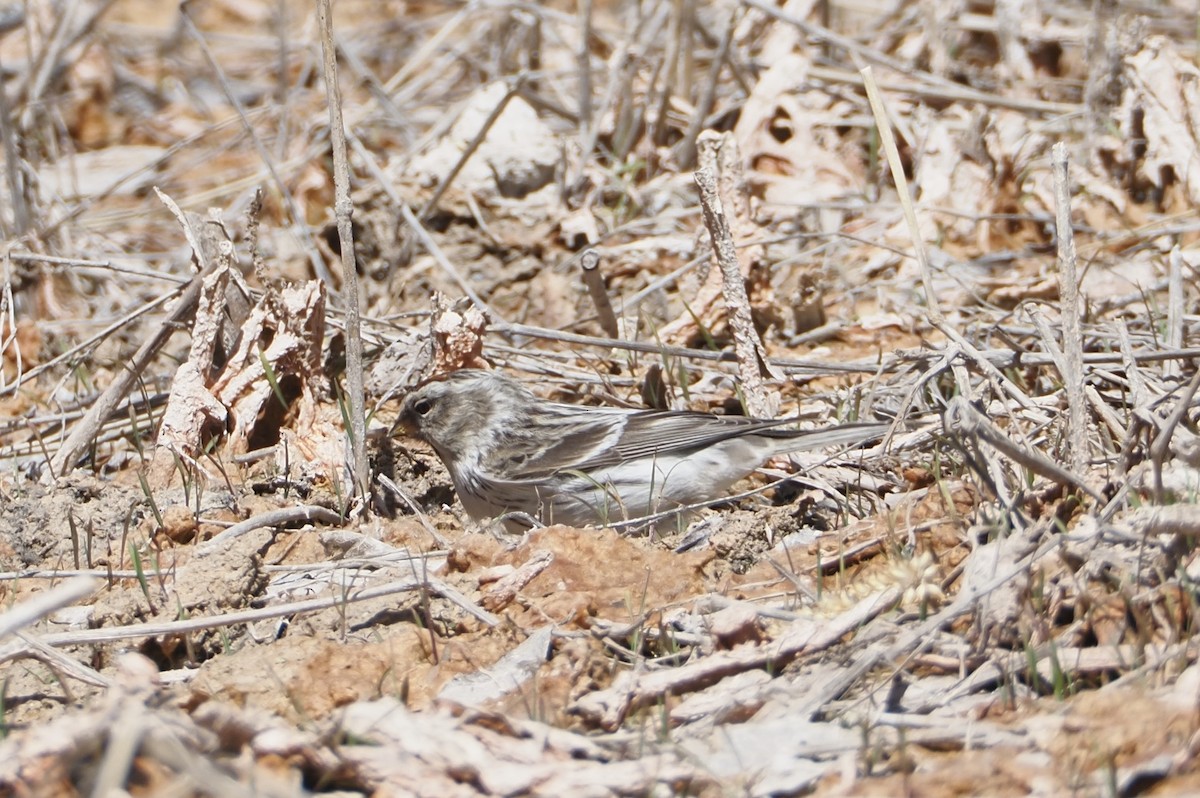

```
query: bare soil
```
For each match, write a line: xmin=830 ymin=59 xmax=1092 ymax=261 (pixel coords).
xmin=0 ymin=0 xmax=1198 ymax=795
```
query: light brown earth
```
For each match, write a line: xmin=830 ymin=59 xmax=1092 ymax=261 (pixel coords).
xmin=0 ymin=0 xmax=1198 ymax=795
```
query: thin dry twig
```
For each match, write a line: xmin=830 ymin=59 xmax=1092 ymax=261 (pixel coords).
xmin=675 ymin=7 xmax=738 ymax=168
xmin=8 ymin=631 xmax=110 ymax=688
xmin=48 ymin=258 xmax=219 ymax=477
xmin=0 ymin=576 xmax=100 ymax=640
xmin=0 ymin=53 xmax=28 ymax=236
xmin=571 ymin=586 xmax=902 ymax=729
xmin=693 ymin=165 xmax=772 ymax=416
xmin=1052 ymin=142 xmax=1089 ymax=476
xmin=944 ymin=396 xmax=1104 ymax=502
xmin=178 ymin=0 xmax=331 ymax=286
xmin=861 ymin=66 xmax=942 ymax=326
xmin=7 ymin=577 xmax=493 ymax=652
xmin=195 ymin=505 xmax=343 ymax=556
xmin=376 ymin=474 xmax=452 ymax=548
xmin=576 ymin=0 xmax=594 ymax=141
xmin=317 ymin=0 xmax=368 ymax=502
xmin=1166 ymin=246 xmax=1185 ymax=381
xmin=418 ymin=76 xmax=524 ymax=220
xmin=1150 ymin=368 xmax=1200 ymax=503
xmin=1129 ymin=505 xmax=1200 ymax=537
xmin=579 ymin=249 xmax=620 ymax=339
xmin=348 ymin=131 xmax=500 ymax=319
xmin=1 ymin=288 xmax=178 ymax=402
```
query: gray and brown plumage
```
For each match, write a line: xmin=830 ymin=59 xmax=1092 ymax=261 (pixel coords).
xmin=398 ymin=369 xmax=885 ymax=528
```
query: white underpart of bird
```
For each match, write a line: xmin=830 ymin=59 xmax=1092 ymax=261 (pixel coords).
xmin=398 ymin=369 xmax=886 ymax=529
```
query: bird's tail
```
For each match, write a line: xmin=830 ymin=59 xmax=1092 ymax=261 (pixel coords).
xmin=764 ymin=421 xmax=890 ymax=458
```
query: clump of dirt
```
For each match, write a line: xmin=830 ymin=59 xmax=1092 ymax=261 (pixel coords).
xmin=2 ymin=0 xmax=1199 ymax=794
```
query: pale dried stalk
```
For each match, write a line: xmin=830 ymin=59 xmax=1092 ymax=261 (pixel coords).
xmin=195 ymin=505 xmax=343 ymax=556
xmin=1166 ymin=246 xmax=1184 ymax=380
xmin=572 ymin=586 xmax=902 ymax=729
xmin=317 ymin=0 xmax=368 ymax=501
xmin=1150 ymin=368 xmax=1200 ymax=503
xmin=861 ymin=66 xmax=942 ymax=326
xmin=49 ymin=265 xmax=214 ymax=476
xmin=13 ymin=577 xmax=495 ymax=650
xmin=0 ymin=576 xmax=99 ymax=640
xmin=179 ymin=4 xmax=331 ymax=286
xmin=693 ymin=166 xmax=771 ymax=417
xmin=579 ymin=250 xmax=620 ymax=339
xmin=943 ymin=397 xmax=1103 ymax=502
xmin=418 ymin=78 xmax=523 ymax=220
xmin=1051 ymin=142 xmax=1089 ymax=477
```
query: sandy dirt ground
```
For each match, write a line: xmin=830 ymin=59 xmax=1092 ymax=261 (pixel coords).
xmin=0 ymin=0 xmax=1199 ymax=795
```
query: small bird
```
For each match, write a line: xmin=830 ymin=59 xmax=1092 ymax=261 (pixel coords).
xmin=397 ymin=369 xmax=885 ymax=529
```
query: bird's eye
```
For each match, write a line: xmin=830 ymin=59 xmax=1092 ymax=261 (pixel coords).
xmin=412 ymin=398 xmax=434 ymax=416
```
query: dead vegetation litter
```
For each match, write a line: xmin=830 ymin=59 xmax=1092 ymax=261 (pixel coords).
xmin=1 ymin=0 xmax=1200 ymax=795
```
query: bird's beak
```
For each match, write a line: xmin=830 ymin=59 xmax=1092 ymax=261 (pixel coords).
xmin=391 ymin=408 xmax=416 ymax=437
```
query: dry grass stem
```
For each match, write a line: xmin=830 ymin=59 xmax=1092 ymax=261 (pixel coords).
xmin=1 ymin=0 xmax=1198 ymax=792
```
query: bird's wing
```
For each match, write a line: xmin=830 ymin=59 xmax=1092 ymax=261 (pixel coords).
xmin=498 ymin=401 xmax=886 ymax=482
xmin=506 ymin=408 xmax=791 ymax=479
xmin=596 ymin=410 xmax=787 ymax=465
